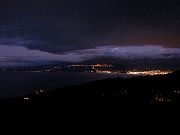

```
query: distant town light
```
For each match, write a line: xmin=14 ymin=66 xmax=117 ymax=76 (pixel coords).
xmin=35 ymin=89 xmax=44 ymax=95
xmin=127 ymin=70 xmax=172 ymax=76
xmin=24 ymin=97 xmax=30 ymax=100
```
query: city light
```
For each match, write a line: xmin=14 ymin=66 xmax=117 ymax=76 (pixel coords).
xmin=24 ymin=97 xmax=30 ymax=100
xmin=67 ymin=64 xmax=112 ymax=68
xmin=0 ymin=64 xmax=174 ymax=76
xmin=96 ymin=70 xmax=112 ymax=74
xmin=127 ymin=70 xmax=173 ymax=76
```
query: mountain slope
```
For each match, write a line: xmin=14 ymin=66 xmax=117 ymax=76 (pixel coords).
xmin=5 ymin=70 xmax=179 ymax=106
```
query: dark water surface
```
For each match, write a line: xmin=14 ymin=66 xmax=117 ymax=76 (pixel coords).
xmin=0 ymin=72 xmax=128 ymax=99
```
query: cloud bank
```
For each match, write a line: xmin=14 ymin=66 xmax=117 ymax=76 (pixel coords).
xmin=0 ymin=45 xmax=180 ymax=66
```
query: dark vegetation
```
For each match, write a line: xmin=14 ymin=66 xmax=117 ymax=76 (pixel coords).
xmin=1 ymin=70 xmax=180 ymax=107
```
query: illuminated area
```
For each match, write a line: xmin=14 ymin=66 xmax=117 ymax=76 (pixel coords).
xmin=127 ymin=70 xmax=173 ymax=76
xmin=0 ymin=64 xmax=174 ymax=76
xmin=67 ymin=64 xmax=112 ymax=68
xmin=96 ymin=70 xmax=112 ymax=74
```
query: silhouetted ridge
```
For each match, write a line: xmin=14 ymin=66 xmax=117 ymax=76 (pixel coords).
xmin=1 ymin=70 xmax=180 ymax=106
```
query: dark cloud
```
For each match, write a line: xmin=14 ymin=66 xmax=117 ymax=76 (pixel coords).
xmin=0 ymin=45 xmax=180 ymax=65
xmin=0 ymin=0 xmax=180 ymax=53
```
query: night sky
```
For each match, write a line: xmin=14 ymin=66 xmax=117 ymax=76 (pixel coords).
xmin=0 ymin=0 xmax=180 ymax=64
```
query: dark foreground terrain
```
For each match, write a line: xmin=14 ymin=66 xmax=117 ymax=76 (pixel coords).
xmin=1 ymin=70 xmax=180 ymax=108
